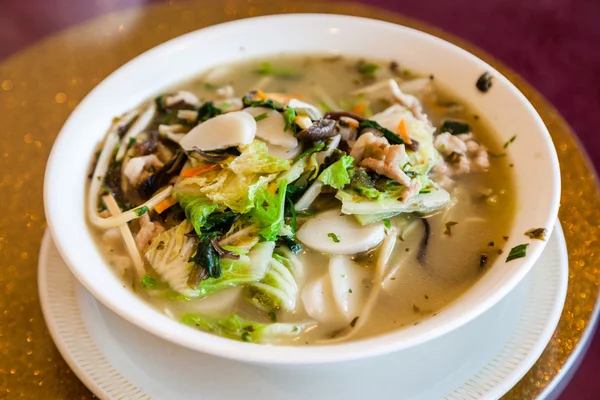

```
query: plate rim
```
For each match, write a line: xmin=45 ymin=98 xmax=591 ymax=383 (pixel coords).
xmin=38 ymin=223 xmax=568 ymax=400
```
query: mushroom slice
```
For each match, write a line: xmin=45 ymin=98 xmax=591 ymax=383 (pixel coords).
xmin=296 ymin=209 xmax=385 ymax=255
xmin=329 ymin=255 xmax=369 ymax=323
xmin=179 ymin=111 xmax=256 ymax=151
xmin=243 ymin=107 xmax=298 ymax=149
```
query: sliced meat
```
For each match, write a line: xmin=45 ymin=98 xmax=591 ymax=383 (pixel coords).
xmin=135 ymin=214 xmax=165 ymax=252
xmin=351 ymin=132 xmax=411 ymax=188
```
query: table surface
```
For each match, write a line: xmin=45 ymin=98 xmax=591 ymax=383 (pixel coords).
xmin=1 ymin=0 xmax=599 ymax=398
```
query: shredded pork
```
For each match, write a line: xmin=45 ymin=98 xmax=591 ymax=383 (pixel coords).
xmin=135 ymin=214 xmax=165 ymax=253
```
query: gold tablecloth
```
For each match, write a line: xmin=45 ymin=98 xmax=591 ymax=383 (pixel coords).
xmin=1 ymin=1 xmax=599 ymax=398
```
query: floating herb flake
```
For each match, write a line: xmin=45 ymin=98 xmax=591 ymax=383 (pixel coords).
xmin=327 ymin=232 xmax=340 ymax=243
xmin=350 ymin=316 xmax=359 ymax=327
xmin=444 ymin=221 xmax=458 ymax=236
xmin=525 ymin=228 xmax=548 ymax=240
xmin=383 ymin=219 xmax=392 ymax=229
xmin=506 ymin=244 xmax=529 ymax=262
xmin=253 ymin=112 xmax=269 ymax=122
xmin=503 ymin=135 xmax=517 ymax=149
xmin=268 ymin=311 xmax=277 ymax=323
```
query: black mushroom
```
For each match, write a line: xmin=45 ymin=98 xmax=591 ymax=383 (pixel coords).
xmin=192 ymin=147 xmax=230 ymax=163
xmin=296 ymin=119 xmax=338 ymax=141
xmin=137 ymin=150 xmax=187 ymax=200
xmin=417 ymin=218 xmax=431 ymax=264
xmin=324 ymin=111 xmax=368 ymax=122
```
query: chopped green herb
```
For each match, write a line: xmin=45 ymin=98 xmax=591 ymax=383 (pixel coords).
xmin=253 ymin=112 xmax=269 ymax=122
xmin=293 ymin=325 xmax=300 ymax=333
xmin=197 ymin=101 xmax=222 ymax=122
xmin=348 ymin=289 xmax=353 ymax=294
xmin=268 ymin=311 xmax=277 ymax=323
xmin=444 ymin=221 xmax=458 ymax=236
xmin=506 ymin=244 xmax=529 ymax=262
xmin=503 ymin=135 xmax=517 ymax=149
xmin=134 ymin=206 xmax=149 ymax=217
xmin=413 ymin=304 xmax=420 ymax=313
xmin=488 ymin=241 xmax=495 ymax=246
xmin=327 ymin=233 xmax=340 ymax=243
xmin=503 ymin=236 xmax=509 ymax=241
xmin=350 ymin=316 xmax=359 ymax=327
xmin=255 ymin=62 xmax=301 ymax=79
xmin=128 ymin=137 xmax=137 ymax=147
xmin=383 ymin=219 xmax=392 ymax=229
xmin=525 ymin=228 xmax=548 ymax=241
xmin=476 ymin=72 xmax=493 ymax=93
xmin=241 ymin=331 xmax=251 ymax=342
xmin=358 ymin=62 xmax=380 ymax=76
xmin=282 ymin=107 xmax=297 ymax=132
xmin=440 ymin=120 xmax=471 ymax=135
xmin=141 ymin=275 xmax=158 ymax=289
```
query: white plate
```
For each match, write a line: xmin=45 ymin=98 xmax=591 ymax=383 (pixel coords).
xmin=39 ymin=223 xmax=568 ymax=400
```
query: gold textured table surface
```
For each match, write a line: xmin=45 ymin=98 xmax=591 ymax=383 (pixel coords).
xmin=1 ymin=1 xmax=599 ymax=398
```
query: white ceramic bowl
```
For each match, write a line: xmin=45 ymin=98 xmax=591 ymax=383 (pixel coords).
xmin=44 ymin=14 xmax=560 ymax=365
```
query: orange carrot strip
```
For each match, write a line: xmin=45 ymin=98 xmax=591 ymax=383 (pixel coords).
xmin=352 ymin=101 xmax=367 ymax=116
xmin=180 ymin=164 xmax=220 ymax=177
xmin=256 ymin=90 xmax=267 ymax=99
xmin=154 ymin=197 xmax=178 ymax=214
xmin=397 ymin=119 xmax=412 ymax=144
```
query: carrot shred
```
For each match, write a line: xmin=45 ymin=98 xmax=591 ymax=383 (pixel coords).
xmin=180 ymin=164 xmax=220 ymax=177
xmin=352 ymin=101 xmax=367 ymax=116
xmin=397 ymin=119 xmax=412 ymax=144
xmin=256 ymin=90 xmax=267 ymax=100
xmin=154 ymin=197 xmax=178 ymax=214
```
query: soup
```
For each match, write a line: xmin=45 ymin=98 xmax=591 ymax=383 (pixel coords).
xmin=87 ymin=55 xmax=515 ymax=345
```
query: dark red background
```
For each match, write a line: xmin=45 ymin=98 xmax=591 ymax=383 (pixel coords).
xmin=1 ymin=0 xmax=599 ymax=398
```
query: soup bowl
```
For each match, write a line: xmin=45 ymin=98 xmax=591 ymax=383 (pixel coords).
xmin=44 ymin=14 xmax=560 ymax=365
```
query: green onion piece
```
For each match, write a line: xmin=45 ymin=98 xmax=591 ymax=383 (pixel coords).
xmin=506 ymin=243 xmax=529 ymax=262
xmin=327 ymin=233 xmax=340 ymax=243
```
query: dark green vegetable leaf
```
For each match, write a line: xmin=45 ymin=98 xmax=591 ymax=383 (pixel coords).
xmin=506 ymin=243 xmax=529 ymax=262
xmin=197 ymin=101 xmax=222 ymax=123
xmin=241 ymin=95 xmax=285 ymax=111
xmin=189 ymin=236 xmax=221 ymax=278
xmin=359 ymin=120 xmax=404 ymax=145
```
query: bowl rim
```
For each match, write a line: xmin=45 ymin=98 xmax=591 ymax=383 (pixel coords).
xmin=44 ymin=13 xmax=561 ymax=365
